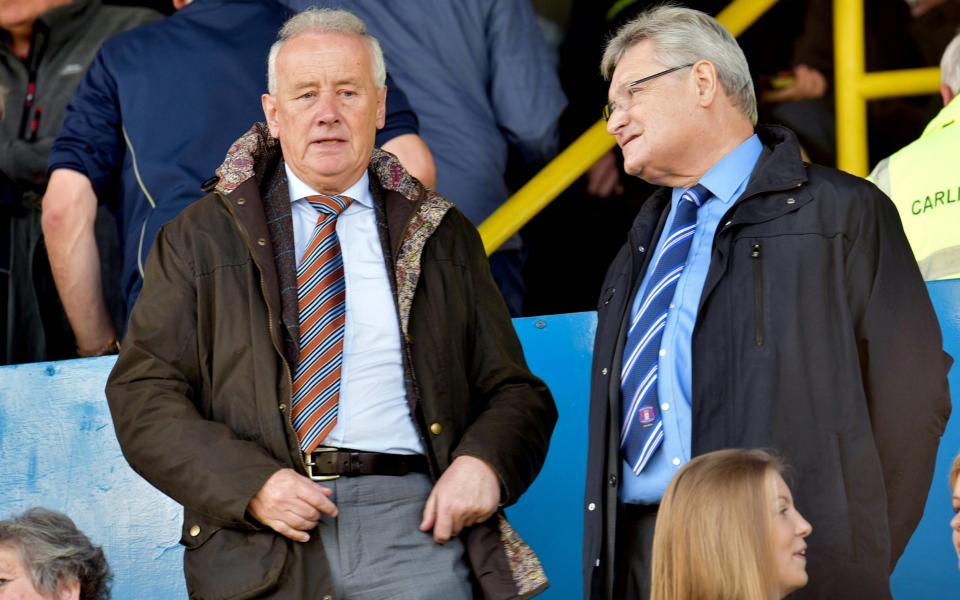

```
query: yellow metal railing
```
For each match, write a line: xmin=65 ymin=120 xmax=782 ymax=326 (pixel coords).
xmin=834 ymin=0 xmax=940 ymax=176
xmin=479 ymin=0 xmax=780 ymax=254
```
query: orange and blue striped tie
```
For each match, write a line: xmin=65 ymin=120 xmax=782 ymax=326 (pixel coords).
xmin=292 ymin=194 xmax=352 ymax=454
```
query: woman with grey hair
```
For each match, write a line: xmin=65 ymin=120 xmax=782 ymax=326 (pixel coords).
xmin=0 ymin=508 xmax=111 ymax=600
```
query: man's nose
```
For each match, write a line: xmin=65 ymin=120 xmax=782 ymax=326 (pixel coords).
xmin=606 ymin=107 xmax=628 ymax=136
xmin=312 ymin=93 xmax=341 ymax=124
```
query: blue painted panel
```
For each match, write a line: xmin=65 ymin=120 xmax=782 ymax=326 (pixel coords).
xmin=507 ymin=312 xmax=596 ymax=599
xmin=2 ymin=286 xmax=959 ymax=600
xmin=0 ymin=357 xmax=185 ymax=600
xmin=891 ymin=280 xmax=960 ymax=597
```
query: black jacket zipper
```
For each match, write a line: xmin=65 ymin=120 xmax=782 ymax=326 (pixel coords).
xmin=751 ymin=243 xmax=764 ymax=346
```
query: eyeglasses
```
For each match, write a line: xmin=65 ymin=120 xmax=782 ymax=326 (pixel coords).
xmin=602 ymin=63 xmax=694 ymax=121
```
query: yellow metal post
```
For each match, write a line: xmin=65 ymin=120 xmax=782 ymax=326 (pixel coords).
xmin=834 ymin=0 xmax=868 ymax=176
xmin=478 ymin=0 xmax=782 ymax=254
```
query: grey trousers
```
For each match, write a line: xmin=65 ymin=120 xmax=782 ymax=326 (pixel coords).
xmin=318 ymin=473 xmax=473 ymax=600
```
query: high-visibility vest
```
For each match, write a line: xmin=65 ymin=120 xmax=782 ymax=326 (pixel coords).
xmin=884 ymin=100 xmax=960 ymax=280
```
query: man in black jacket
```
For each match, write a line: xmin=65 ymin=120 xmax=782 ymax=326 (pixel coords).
xmin=583 ymin=6 xmax=951 ymax=599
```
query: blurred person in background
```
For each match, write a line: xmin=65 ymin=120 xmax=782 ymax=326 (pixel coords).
xmin=950 ymin=453 xmax=960 ymax=569
xmin=869 ymin=31 xmax=960 ymax=281
xmin=0 ymin=0 xmax=157 ymax=365
xmin=0 ymin=507 xmax=111 ymax=600
xmin=41 ymin=0 xmax=433 ymax=357
xmin=760 ymin=0 xmax=960 ymax=166
xmin=281 ymin=0 xmax=567 ymax=316
xmin=651 ymin=449 xmax=811 ymax=600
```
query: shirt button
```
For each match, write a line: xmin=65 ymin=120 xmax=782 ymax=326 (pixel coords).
xmin=661 ymin=402 xmax=670 ymax=411
xmin=669 ymin=303 xmax=675 ymax=309
xmin=189 ymin=525 xmax=201 ymax=537
xmin=430 ymin=423 xmax=443 ymax=435
xmin=601 ymin=368 xmax=608 ymax=376
xmin=587 ymin=502 xmax=596 ymax=511
xmin=658 ymin=349 xmax=666 ymax=357
xmin=608 ymin=474 xmax=618 ymax=487
xmin=672 ymin=457 xmax=681 ymax=466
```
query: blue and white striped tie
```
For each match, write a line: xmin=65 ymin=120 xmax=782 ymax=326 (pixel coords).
xmin=620 ymin=184 xmax=710 ymax=474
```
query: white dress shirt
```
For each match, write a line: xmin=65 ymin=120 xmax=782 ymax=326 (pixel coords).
xmin=286 ymin=165 xmax=424 ymax=455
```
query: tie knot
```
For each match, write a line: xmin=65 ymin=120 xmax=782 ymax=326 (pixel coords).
xmin=681 ymin=184 xmax=710 ymax=208
xmin=306 ymin=194 xmax=352 ymax=216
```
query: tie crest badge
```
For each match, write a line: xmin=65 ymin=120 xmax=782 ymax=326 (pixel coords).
xmin=638 ymin=406 xmax=657 ymax=427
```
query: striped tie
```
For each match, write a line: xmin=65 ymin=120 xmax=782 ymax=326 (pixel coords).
xmin=292 ymin=194 xmax=352 ymax=454
xmin=620 ymin=184 xmax=710 ymax=474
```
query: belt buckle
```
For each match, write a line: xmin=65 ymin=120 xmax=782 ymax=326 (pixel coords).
xmin=305 ymin=447 xmax=340 ymax=481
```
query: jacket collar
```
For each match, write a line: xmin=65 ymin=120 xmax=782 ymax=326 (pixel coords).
xmin=214 ymin=123 xmax=454 ymax=336
xmin=740 ymin=125 xmax=808 ymax=196
xmin=921 ymin=98 xmax=960 ymax=137
xmin=37 ymin=0 xmax=99 ymax=49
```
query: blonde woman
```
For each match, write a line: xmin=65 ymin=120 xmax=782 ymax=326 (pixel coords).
xmin=651 ymin=449 xmax=812 ymax=600
xmin=950 ymin=453 xmax=960 ymax=568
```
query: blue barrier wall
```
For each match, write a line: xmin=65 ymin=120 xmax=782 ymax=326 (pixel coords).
xmin=1 ymin=284 xmax=957 ymax=598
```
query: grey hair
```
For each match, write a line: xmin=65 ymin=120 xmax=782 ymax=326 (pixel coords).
xmin=267 ymin=8 xmax=386 ymax=95
xmin=601 ymin=4 xmax=758 ymax=124
xmin=0 ymin=508 xmax=111 ymax=600
xmin=941 ymin=31 xmax=960 ymax=95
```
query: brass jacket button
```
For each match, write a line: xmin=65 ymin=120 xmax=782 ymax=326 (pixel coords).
xmin=236 ymin=197 xmax=246 ymax=206
xmin=189 ymin=525 xmax=201 ymax=537
xmin=430 ymin=422 xmax=443 ymax=435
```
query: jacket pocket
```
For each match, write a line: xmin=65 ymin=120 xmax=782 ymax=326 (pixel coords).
xmin=180 ymin=513 xmax=287 ymax=600
xmin=463 ymin=513 xmax=549 ymax=599
xmin=751 ymin=243 xmax=764 ymax=347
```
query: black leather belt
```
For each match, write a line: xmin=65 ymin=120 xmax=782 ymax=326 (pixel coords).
xmin=304 ymin=447 xmax=429 ymax=481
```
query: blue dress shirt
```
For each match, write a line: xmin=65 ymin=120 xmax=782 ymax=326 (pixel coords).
xmin=621 ymin=135 xmax=763 ymax=504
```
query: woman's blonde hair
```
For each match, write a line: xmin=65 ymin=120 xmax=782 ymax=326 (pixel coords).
xmin=651 ymin=448 xmax=784 ymax=600
xmin=950 ymin=452 xmax=960 ymax=491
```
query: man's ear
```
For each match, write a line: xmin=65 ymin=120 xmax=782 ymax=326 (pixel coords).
xmin=262 ymin=93 xmax=280 ymax=138
xmin=941 ymin=83 xmax=956 ymax=107
xmin=376 ymin=85 xmax=387 ymax=130
xmin=56 ymin=577 xmax=80 ymax=600
xmin=691 ymin=59 xmax=719 ymax=108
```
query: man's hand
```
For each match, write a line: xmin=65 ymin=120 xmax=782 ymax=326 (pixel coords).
xmin=248 ymin=468 xmax=338 ymax=543
xmin=586 ymin=149 xmax=624 ymax=198
xmin=419 ymin=455 xmax=500 ymax=543
xmin=762 ymin=64 xmax=827 ymax=103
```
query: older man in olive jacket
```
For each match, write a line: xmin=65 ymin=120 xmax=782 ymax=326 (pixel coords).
xmin=106 ymin=8 xmax=555 ymax=599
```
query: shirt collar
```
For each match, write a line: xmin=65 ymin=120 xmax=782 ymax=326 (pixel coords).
xmin=683 ymin=134 xmax=763 ymax=205
xmin=284 ymin=164 xmax=373 ymax=208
